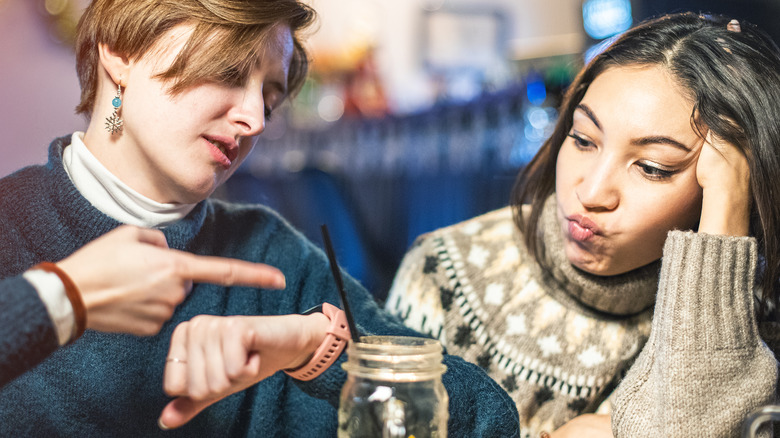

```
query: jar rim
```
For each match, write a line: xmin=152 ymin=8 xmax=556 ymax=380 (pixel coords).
xmin=342 ymin=335 xmax=447 ymax=381
xmin=350 ymin=335 xmax=443 ymax=355
xmin=340 ymin=365 xmax=447 ymax=381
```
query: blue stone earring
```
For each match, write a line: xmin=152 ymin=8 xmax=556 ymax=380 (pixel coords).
xmin=105 ymin=83 xmax=123 ymax=135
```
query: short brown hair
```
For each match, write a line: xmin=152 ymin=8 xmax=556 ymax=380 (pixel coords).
xmin=75 ymin=0 xmax=316 ymax=116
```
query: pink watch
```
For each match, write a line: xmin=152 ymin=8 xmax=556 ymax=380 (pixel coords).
xmin=284 ymin=302 xmax=351 ymax=381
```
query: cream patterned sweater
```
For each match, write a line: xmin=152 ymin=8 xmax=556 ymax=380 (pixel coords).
xmin=386 ymin=200 xmax=778 ymax=437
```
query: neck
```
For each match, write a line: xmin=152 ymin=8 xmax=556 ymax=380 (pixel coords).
xmin=82 ymin=123 xmax=176 ymax=203
xmin=64 ymin=132 xmax=197 ymax=228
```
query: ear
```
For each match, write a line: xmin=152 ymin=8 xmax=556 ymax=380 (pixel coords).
xmin=98 ymin=43 xmax=131 ymax=86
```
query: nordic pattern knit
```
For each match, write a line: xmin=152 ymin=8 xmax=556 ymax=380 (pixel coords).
xmin=387 ymin=205 xmax=654 ymax=436
xmin=386 ymin=199 xmax=778 ymax=437
xmin=0 ymin=136 xmax=521 ymax=437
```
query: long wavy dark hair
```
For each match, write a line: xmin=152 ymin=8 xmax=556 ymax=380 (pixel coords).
xmin=512 ymin=12 xmax=780 ymax=318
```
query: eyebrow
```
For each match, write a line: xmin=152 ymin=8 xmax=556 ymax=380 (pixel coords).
xmin=574 ymin=103 xmax=692 ymax=152
xmin=575 ymin=103 xmax=602 ymax=130
xmin=630 ymin=135 xmax=692 ymax=152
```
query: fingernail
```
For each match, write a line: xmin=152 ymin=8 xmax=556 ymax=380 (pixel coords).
xmin=158 ymin=417 xmax=170 ymax=430
xmin=276 ymin=275 xmax=286 ymax=289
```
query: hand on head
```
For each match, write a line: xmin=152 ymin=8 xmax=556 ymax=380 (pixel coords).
xmin=695 ymin=131 xmax=751 ymax=236
xmin=158 ymin=312 xmax=330 ymax=429
xmin=56 ymin=225 xmax=286 ymax=336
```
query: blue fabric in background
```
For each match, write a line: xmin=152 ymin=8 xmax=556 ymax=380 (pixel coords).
xmin=221 ymin=166 xmax=518 ymax=302
xmin=218 ymin=86 xmax=542 ymax=302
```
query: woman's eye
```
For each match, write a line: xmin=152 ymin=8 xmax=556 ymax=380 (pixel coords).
xmin=637 ymin=162 xmax=675 ymax=180
xmin=567 ymin=133 xmax=594 ymax=149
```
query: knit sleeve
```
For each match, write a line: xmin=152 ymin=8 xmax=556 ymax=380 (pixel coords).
xmin=384 ymin=234 xmax=448 ymax=339
xmin=0 ymin=274 xmax=60 ymax=388
xmin=611 ymin=230 xmax=778 ymax=437
xmin=277 ymin=226 xmax=520 ymax=437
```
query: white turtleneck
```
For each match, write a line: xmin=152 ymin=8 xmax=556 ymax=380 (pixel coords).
xmin=63 ymin=132 xmax=196 ymax=228
xmin=24 ymin=132 xmax=197 ymax=344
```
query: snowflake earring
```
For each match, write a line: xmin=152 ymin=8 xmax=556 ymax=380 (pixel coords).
xmin=105 ymin=83 xmax=123 ymax=135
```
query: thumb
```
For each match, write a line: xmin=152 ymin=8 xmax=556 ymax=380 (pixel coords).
xmin=158 ymin=397 xmax=213 ymax=430
xmin=131 ymin=226 xmax=170 ymax=249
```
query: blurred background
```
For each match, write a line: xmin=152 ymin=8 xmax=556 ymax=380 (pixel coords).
xmin=1 ymin=0 xmax=777 ymax=301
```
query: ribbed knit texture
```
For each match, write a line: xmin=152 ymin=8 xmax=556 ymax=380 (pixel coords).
xmin=0 ymin=276 xmax=60 ymax=383
xmin=612 ymin=231 xmax=778 ymax=438
xmin=0 ymin=136 xmax=521 ymax=437
xmin=386 ymin=201 xmax=657 ymax=437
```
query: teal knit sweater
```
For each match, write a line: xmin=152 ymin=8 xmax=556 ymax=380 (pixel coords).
xmin=0 ymin=136 xmax=520 ymax=437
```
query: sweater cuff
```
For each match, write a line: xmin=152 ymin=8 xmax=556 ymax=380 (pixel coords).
xmin=656 ymin=230 xmax=758 ymax=350
xmin=23 ymin=269 xmax=75 ymax=345
xmin=0 ymin=275 xmax=60 ymax=386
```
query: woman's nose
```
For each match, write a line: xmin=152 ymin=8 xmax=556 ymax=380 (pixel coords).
xmin=576 ymin=159 xmax=620 ymax=211
xmin=229 ymin=86 xmax=265 ymax=137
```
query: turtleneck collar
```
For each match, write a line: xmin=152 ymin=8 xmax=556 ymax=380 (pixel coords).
xmin=533 ymin=194 xmax=659 ymax=315
xmin=6 ymin=136 xmax=209 ymax=260
xmin=62 ymin=132 xmax=196 ymax=228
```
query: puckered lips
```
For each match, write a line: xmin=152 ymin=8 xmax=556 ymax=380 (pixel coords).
xmin=203 ymin=135 xmax=239 ymax=168
xmin=566 ymin=213 xmax=601 ymax=242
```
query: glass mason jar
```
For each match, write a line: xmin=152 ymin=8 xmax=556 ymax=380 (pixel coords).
xmin=338 ymin=336 xmax=449 ymax=438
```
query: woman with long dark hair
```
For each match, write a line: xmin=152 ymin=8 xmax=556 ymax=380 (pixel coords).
xmin=388 ymin=12 xmax=780 ymax=437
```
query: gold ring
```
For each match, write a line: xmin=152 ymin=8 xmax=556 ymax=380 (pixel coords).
xmin=166 ymin=357 xmax=187 ymax=364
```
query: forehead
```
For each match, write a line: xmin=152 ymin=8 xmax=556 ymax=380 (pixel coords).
xmin=579 ymin=65 xmax=696 ymax=135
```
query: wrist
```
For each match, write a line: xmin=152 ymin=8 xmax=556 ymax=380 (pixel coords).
xmin=23 ymin=269 xmax=75 ymax=345
xmin=31 ymin=262 xmax=87 ymax=344
xmin=699 ymin=188 xmax=750 ymax=236
xmin=289 ymin=312 xmax=331 ymax=370
xmin=284 ymin=303 xmax=350 ymax=381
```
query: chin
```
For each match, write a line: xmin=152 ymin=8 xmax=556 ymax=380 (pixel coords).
xmin=566 ymin=249 xmax=616 ymax=276
xmin=174 ymin=184 xmax=216 ymax=204
xmin=573 ymin=258 xmax=649 ymax=277
xmin=572 ymin=261 xmax=610 ymax=276
xmin=188 ymin=174 xmax=225 ymax=198
xmin=190 ymin=188 xmax=216 ymax=203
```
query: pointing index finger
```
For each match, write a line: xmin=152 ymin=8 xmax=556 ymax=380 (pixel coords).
xmin=173 ymin=252 xmax=286 ymax=289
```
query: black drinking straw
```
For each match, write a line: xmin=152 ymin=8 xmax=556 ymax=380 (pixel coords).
xmin=320 ymin=224 xmax=360 ymax=343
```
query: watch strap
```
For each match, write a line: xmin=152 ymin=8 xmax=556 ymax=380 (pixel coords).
xmin=284 ymin=302 xmax=350 ymax=381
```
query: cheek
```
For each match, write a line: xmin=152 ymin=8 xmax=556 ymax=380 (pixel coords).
xmin=628 ymin=183 xmax=703 ymax=243
xmin=610 ymin=176 xmax=700 ymax=266
xmin=555 ymin=147 xmax=575 ymax=193
xmin=656 ymin=179 xmax=703 ymax=229
xmin=124 ymin=89 xmax=174 ymax=130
